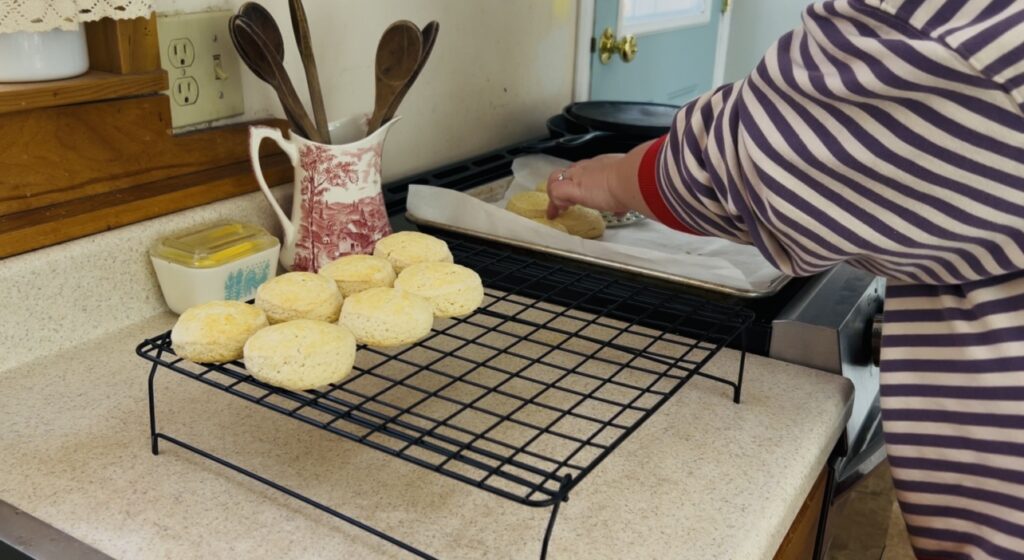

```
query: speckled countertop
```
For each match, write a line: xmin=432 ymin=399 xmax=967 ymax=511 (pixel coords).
xmin=0 ymin=312 xmax=851 ymax=559
xmin=0 ymin=186 xmax=852 ymax=559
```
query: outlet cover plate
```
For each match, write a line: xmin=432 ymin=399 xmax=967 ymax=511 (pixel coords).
xmin=156 ymin=11 xmax=245 ymax=129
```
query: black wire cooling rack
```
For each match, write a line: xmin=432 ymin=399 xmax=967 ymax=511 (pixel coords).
xmin=137 ymin=236 xmax=752 ymax=559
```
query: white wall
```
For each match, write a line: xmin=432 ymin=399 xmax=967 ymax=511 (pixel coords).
xmin=154 ymin=0 xmax=578 ymax=180
xmin=721 ymin=0 xmax=809 ymax=84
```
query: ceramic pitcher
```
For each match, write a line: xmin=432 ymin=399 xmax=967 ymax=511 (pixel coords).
xmin=249 ymin=115 xmax=398 ymax=272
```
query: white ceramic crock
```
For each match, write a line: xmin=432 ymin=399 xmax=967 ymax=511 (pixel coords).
xmin=0 ymin=25 xmax=89 ymax=82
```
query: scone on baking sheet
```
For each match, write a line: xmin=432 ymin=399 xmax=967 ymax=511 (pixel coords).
xmin=339 ymin=287 xmax=434 ymax=347
xmin=508 ymin=192 xmax=604 ymax=238
xmin=395 ymin=262 xmax=484 ymax=318
xmin=171 ymin=300 xmax=269 ymax=363
xmin=529 ymin=217 xmax=568 ymax=233
xmin=555 ymin=205 xmax=605 ymax=239
xmin=372 ymin=231 xmax=453 ymax=273
xmin=255 ymin=271 xmax=343 ymax=324
xmin=505 ymin=191 xmax=550 ymax=219
xmin=319 ymin=254 xmax=396 ymax=297
xmin=243 ymin=319 xmax=356 ymax=391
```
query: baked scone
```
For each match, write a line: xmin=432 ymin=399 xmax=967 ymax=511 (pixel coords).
xmin=243 ymin=319 xmax=356 ymax=391
xmin=372 ymin=231 xmax=453 ymax=273
xmin=319 ymin=254 xmax=396 ymax=297
xmin=394 ymin=262 xmax=484 ymax=318
xmin=255 ymin=271 xmax=343 ymax=324
xmin=529 ymin=217 xmax=568 ymax=233
xmin=506 ymin=191 xmax=550 ymax=219
xmin=171 ymin=300 xmax=268 ymax=363
xmin=555 ymin=205 xmax=605 ymax=239
xmin=339 ymin=287 xmax=434 ymax=347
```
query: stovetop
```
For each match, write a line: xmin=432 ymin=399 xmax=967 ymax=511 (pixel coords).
xmin=381 ymin=131 xmax=810 ymax=357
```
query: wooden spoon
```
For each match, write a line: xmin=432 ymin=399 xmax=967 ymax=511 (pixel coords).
xmin=288 ymin=0 xmax=329 ymax=141
xmin=239 ymin=2 xmax=284 ymax=64
xmin=230 ymin=16 xmax=320 ymax=141
xmin=378 ymin=20 xmax=439 ymax=128
xmin=230 ymin=14 xmax=298 ymax=133
xmin=231 ymin=6 xmax=304 ymax=135
xmin=367 ymin=21 xmax=422 ymax=135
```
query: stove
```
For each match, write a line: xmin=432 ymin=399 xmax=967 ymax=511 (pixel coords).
xmin=382 ymin=125 xmax=886 ymax=559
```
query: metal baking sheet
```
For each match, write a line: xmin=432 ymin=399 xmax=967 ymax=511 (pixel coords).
xmin=405 ymin=177 xmax=791 ymax=299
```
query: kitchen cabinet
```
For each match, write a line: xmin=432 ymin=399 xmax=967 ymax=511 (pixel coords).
xmin=775 ymin=467 xmax=829 ymax=559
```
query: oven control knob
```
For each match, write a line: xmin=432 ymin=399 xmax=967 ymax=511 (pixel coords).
xmin=870 ymin=313 xmax=883 ymax=367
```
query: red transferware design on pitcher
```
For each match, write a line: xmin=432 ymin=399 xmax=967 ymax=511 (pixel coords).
xmin=291 ymin=143 xmax=390 ymax=271
xmin=249 ymin=114 xmax=398 ymax=272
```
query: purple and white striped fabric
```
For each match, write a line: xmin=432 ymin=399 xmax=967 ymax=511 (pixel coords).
xmin=650 ymin=1 xmax=1024 ymax=558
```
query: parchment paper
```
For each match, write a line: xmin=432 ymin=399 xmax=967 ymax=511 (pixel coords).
xmin=406 ymin=154 xmax=786 ymax=294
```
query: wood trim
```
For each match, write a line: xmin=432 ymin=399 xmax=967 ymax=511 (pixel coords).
xmin=85 ymin=15 xmax=161 ymax=74
xmin=774 ymin=467 xmax=829 ymax=560
xmin=0 ymin=70 xmax=167 ymax=115
xmin=0 ymin=96 xmax=284 ymax=216
xmin=0 ymin=154 xmax=293 ymax=259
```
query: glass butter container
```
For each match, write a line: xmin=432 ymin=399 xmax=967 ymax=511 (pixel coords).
xmin=150 ymin=222 xmax=280 ymax=314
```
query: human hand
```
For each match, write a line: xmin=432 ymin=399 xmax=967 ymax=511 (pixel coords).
xmin=545 ymin=154 xmax=629 ymax=219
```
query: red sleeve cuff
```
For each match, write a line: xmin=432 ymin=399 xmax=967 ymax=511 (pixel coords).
xmin=637 ymin=135 xmax=701 ymax=235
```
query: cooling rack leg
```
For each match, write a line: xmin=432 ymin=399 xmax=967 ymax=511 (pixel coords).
xmin=152 ymin=433 xmax=438 ymax=559
xmin=147 ymin=363 xmax=160 ymax=455
xmin=733 ymin=329 xmax=747 ymax=405
xmin=540 ymin=475 xmax=572 ymax=560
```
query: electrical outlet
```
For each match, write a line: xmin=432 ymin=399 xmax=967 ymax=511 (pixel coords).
xmin=172 ymin=77 xmax=199 ymax=106
xmin=156 ymin=11 xmax=244 ymax=129
xmin=167 ymin=38 xmax=195 ymax=68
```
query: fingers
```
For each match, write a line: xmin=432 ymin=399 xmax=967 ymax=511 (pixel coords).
xmin=546 ymin=198 xmax=572 ymax=219
xmin=546 ymin=168 xmax=582 ymax=217
xmin=546 ymin=201 xmax=559 ymax=220
xmin=546 ymin=168 xmax=570 ymax=204
xmin=543 ymin=155 xmax=631 ymax=218
xmin=546 ymin=168 xmax=567 ymax=191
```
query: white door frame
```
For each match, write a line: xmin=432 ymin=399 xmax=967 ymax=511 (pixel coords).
xmin=711 ymin=1 xmax=733 ymax=88
xmin=573 ymin=0 xmax=596 ymax=101
xmin=572 ymin=0 xmax=733 ymax=102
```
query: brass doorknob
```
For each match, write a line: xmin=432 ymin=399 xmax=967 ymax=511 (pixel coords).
xmin=599 ymin=27 xmax=638 ymax=64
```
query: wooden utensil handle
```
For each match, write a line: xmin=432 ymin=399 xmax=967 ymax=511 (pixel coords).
xmin=289 ymin=0 xmax=329 ymax=140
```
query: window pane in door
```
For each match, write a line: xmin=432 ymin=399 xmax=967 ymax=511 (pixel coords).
xmin=621 ymin=0 xmax=708 ymax=29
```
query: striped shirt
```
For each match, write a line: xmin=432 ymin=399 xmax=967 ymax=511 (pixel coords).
xmin=639 ymin=2 xmax=1024 ymax=558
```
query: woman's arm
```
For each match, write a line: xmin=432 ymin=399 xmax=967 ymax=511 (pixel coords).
xmin=548 ymin=1 xmax=1024 ymax=285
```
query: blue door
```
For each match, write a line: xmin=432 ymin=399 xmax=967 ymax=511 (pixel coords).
xmin=590 ymin=0 xmax=727 ymax=104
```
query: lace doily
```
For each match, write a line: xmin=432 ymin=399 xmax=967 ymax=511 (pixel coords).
xmin=0 ymin=1 xmax=153 ymax=33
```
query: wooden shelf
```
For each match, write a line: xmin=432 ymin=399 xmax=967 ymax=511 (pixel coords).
xmin=0 ymin=153 xmax=293 ymax=259
xmin=0 ymin=69 xmax=167 ymax=115
xmin=0 ymin=14 xmax=287 ymax=258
